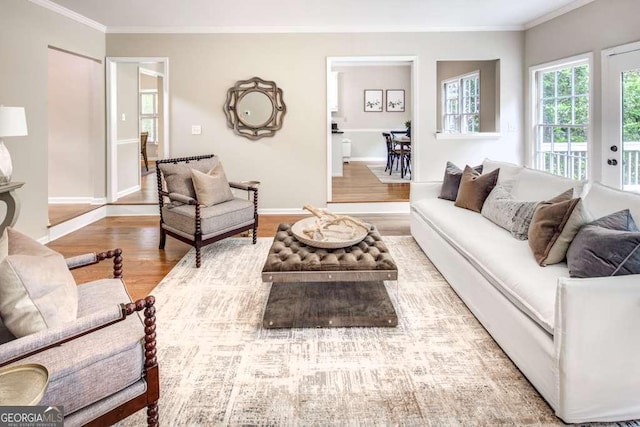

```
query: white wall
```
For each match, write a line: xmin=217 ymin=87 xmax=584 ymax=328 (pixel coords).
xmin=48 ymin=48 xmax=102 ymax=201
xmin=107 ymin=31 xmax=524 ymax=209
xmin=525 ymin=0 xmax=640 ymax=182
xmin=0 ymin=0 xmax=105 ymax=238
xmin=116 ymin=63 xmax=140 ymax=194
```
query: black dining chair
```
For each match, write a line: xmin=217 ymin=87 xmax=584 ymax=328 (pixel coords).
xmin=382 ymin=132 xmax=399 ymax=173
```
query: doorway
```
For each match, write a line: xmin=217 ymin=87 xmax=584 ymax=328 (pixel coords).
xmin=602 ymin=42 xmax=640 ymax=192
xmin=326 ymin=56 xmax=418 ymax=207
xmin=106 ymin=57 xmax=170 ymax=203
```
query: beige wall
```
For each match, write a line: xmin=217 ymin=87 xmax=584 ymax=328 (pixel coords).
xmin=107 ymin=31 xmax=524 ymax=209
xmin=47 ymin=48 xmax=102 ymax=200
xmin=0 ymin=0 xmax=105 ymax=238
xmin=525 ymin=0 xmax=640 ymax=182
xmin=333 ymin=65 xmax=411 ymax=129
xmin=436 ymin=60 xmax=499 ymax=132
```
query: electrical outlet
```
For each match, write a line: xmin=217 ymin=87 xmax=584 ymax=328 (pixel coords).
xmin=507 ymin=122 xmax=516 ymax=132
xmin=191 ymin=125 xmax=202 ymax=135
xmin=121 ymin=113 xmax=126 ymax=121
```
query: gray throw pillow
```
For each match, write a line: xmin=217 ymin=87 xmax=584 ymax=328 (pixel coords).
xmin=567 ymin=210 xmax=640 ymax=278
xmin=158 ymin=156 xmax=219 ymax=199
xmin=481 ymin=185 xmax=518 ymax=231
xmin=439 ymin=161 xmax=483 ymax=201
xmin=511 ymin=201 xmax=539 ymax=240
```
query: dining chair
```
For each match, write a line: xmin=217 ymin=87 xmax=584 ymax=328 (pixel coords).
xmin=140 ymin=132 xmax=149 ymax=172
xmin=382 ymin=132 xmax=398 ymax=173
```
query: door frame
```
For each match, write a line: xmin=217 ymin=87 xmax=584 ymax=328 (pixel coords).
xmin=325 ymin=55 xmax=418 ymax=202
xmin=601 ymin=40 xmax=640 ymax=188
xmin=106 ymin=57 xmax=170 ymax=202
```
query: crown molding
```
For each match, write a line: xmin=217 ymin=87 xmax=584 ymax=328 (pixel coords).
xmin=28 ymin=0 xmax=106 ymax=33
xmin=106 ymin=24 xmax=524 ymax=35
xmin=524 ymin=0 xmax=595 ymax=30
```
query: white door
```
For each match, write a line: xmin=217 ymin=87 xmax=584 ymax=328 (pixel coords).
xmin=603 ymin=47 xmax=640 ymax=191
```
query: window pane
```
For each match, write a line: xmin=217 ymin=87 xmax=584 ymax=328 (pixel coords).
xmin=622 ymin=69 xmax=640 ymax=143
xmin=570 ymin=127 xmax=587 ymax=143
xmin=141 ymin=93 xmax=156 ymax=115
xmin=542 ymin=72 xmax=555 ymax=98
xmin=554 ymin=127 xmax=568 ymax=143
xmin=541 ymin=126 xmax=553 ymax=143
xmin=542 ymin=99 xmax=556 ymax=124
xmin=574 ymin=65 xmax=589 ymax=95
xmin=574 ymin=96 xmax=588 ymax=125
xmin=557 ymin=97 xmax=572 ymax=124
xmin=141 ymin=118 xmax=156 ymax=141
xmin=557 ymin=68 xmax=572 ymax=97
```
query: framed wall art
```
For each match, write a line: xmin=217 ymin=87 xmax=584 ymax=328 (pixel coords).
xmin=364 ymin=89 xmax=383 ymax=112
xmin=386 ymin=89 xmax=405 ymax=112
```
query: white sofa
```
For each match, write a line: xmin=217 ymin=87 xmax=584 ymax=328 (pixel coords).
xmin=410 ymin=159 xmax=640 ymax=423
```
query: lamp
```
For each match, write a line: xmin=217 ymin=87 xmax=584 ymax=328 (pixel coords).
xmin=0 ymin=106 xmax=28 ymax=185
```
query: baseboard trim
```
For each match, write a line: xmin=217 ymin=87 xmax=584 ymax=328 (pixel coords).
xmin=48 ymin=197 xmax=107 ymax=204
xmin=107 ymin=204 xmax=159 ymax=216
xmin=43 ymin=206 xmax=108 ymax=243
xmin=117 ymin=185 xmax=141 ymax=198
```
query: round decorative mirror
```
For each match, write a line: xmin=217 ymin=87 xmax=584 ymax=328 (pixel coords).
xmin=224 ymin=77 xmax=286 ymax=140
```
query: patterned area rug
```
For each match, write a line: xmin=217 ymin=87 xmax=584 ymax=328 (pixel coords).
xmin=366 ymin=164 xmax=410 ymax=184
xmin=120 ymin=237 xmax=564 ymax=426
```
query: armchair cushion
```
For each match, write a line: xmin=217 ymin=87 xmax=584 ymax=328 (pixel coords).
xmin=157 ymin=156 xmax=218 ymax=199
xmin=191 ymin=162 xmax=234 ymax=207
xmin=14 ymin=278 xmax=144 ymax=416
xmin=162 ymin=197 xmax=255 ymax=237
xmin=0 ymin=228 xmax=77 ymax=338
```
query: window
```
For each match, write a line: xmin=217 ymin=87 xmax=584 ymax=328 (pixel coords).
xmin=442 ymin=71 xmax=479 ymax=133
xmin=532 ymin=57 xmax=590 ymax=180
xmin=140 ymin=90 xmax=158 ymax=142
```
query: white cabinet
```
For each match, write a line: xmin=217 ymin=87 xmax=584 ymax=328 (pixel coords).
xmin=329 ymin=71 xmax=338 ymax=112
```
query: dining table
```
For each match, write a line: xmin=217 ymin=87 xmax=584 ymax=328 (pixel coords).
xmin=390 ymin=131 xmax=411 ymax=179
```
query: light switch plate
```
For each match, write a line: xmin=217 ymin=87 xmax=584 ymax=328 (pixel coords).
xmin=191 ymin=125 xmax=202 ymax=135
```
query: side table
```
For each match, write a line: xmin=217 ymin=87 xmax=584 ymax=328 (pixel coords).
xmin=0 ymin=181 xmax=24 ymax=235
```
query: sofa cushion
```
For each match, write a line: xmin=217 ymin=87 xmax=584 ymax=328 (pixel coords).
xmin=0 ymin=228 xmax=78 ymax=338
xmin=583 ymin=182 xmax=640 ymax=224
xmin=482 ymin=158 xmax=522 ymax=184
xmin=19 ymin=278 xmax=144 ymax=416
xmin=191 ymin=162 xmax=234 ymax=207
xmin=455 ymin=166 xmax=499 ymax=212
xmin=412 ymin=197 xmax=566 ymax=334
xmin=439 ymin=161 xmax=483 ymax=201
xmin=511 ymin=168 xmax=585 ymax=202
xmin=567 ymin=210 xmax=640 ymax=278
xmin=528 ymin=190 xmax=590 ymax=266
xmin=158 ymin=156 xmax=219 ymax=200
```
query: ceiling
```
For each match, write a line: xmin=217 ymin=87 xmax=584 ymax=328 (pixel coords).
xmin=44 ymin=0 xmax=594 ymax=33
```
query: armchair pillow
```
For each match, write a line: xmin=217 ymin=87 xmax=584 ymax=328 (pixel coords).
xmin=439 ymin=162 xmax=483 ymax=201
xmin=528 ymin=190 xmax=591 ymax=266
xmin=0 ymin=228 xmax=78 ymax=337
xmin=454 ymin=166 xmax=500 ymax=212
xmin=567 ymin=210 xmax=640 ymax=278
xmin=157 ymin=156 xmax=219 ymax=199
xmin=191 ymin=163 xmax=234 ymax=207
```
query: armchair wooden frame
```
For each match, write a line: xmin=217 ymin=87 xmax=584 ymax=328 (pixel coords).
xmin=0 ymin=249 xmax=160 ymax=427
xmin=156 ymin=154 xmax=259 ymax=268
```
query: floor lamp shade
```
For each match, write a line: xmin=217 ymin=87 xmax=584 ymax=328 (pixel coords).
xmin=0 ymin=106 xmax=28 ymax=185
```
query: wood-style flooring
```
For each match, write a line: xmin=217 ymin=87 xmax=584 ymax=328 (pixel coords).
xmin=331 ymin=161 xmax=409 ymax=203
xmin=47 ymin=214 xmax=410 ymax=301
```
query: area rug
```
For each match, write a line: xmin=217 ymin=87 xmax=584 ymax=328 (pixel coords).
xmin=119 ymin=237 xmax=564 ymax=426
xmin=367 ymin=164 xmax=410 ymax=184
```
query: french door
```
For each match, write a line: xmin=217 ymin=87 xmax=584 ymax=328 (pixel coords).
xmin=603 ymin=45 xmax=640 ymax=192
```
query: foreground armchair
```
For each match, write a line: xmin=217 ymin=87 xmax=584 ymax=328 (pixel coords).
xmin=0 ymin=243 xmax=159 ymax=427
xmin=156 ymin=154 xmax=259 ymax=267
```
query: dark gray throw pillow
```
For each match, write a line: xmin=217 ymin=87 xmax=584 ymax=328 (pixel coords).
xmin=439 ymin=161 xmax=483 ymax=201
xmin=567 ymin=210 xmax=640 ymax=278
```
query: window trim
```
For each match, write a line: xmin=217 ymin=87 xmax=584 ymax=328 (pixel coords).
xmin=528 ymin=53 xmax=594 ymax=180
xmin=140 ymin=89 xmax=158 ymax=143
xmin=441 ymin=70 xmax=480 ymax=134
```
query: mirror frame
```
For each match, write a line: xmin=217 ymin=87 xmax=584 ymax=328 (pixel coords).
xmin=224 ymin=76 xmax=287 ymax=140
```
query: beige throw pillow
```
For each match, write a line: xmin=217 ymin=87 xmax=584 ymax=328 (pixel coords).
xmin=454 ymin=166 xmax=500 ymax=213
xmin=191 ymin=163 xmax=234 ymax=207
xmin=528 ymin=190 xmax=591 ymax=266
xmin=0 ymin=228 xmax=78 ymax=337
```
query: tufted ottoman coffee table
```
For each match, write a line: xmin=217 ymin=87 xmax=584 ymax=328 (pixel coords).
xmin=261 ymin=223 xmax=398 ymax=328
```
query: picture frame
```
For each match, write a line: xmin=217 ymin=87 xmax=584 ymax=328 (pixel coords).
xmin=364 ymin=89 xmax=383 ymax=112
xmin=386 ymin=89 xmax=405 ymax=112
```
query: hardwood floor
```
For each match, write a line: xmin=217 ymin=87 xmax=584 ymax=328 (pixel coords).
xmin=48 ymin=204 xmax=103 ymax=227
xmin=331 ymin=161 xmax=409 ymax=203
xmin=47 ymin=214 xmax=410 ymax=301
